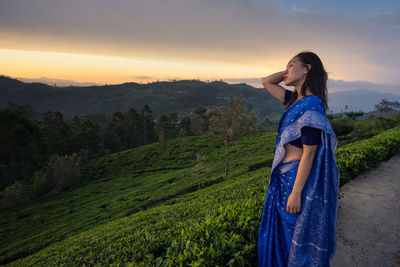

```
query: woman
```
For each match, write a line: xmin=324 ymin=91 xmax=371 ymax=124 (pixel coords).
xmin=257 ymin=51 xmax=340 ymax=267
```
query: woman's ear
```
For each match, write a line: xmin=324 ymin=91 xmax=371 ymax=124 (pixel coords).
xmin=304 ymin=64 xmax=311 ymax=74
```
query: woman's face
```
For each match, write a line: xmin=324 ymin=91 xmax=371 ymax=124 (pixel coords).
xmin=283 ymin=57 xmax=309 ymax=87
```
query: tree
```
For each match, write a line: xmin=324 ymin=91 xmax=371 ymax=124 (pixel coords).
xmin=28 ymin=168 xmax=51 ymax=199
xmin=39 ymin=111 xmax=72 ymax=157
xmin=0 ymin=107 xmax=44 ymax=188
xmin=387 ymin=100 xmax=400 ymax=111
xmin=46 ymin=153 xmax=82 ymax=193
xmin=207 ymin=92 xmax=257 ymax=175
xmin=0 ymin=180 xmax=29 ymax=231
xmin=66 ymin=115 xmax=83 ymax=154
xmin=7 ymin=101 xmax=39 ymax=121
xmin=141 ymin=104 xmax=156 ymax=145
xmin=168 ymin=110 xmax=179 ymax=139
xmin=125 ymin=108 xmax=143 ymax=148
xmin=158 ymin=114 xmax=169 ymax=142
xmin=178 ymin=116 xmax=193 ymax=137
xmin=103 ymin=111 xmax=127 ymax=153
xmin=191 ymin=106 xmax=209 ymax=136
xmin=0 ymin=180 xmax=29 ymax=209
xmin=190 ymin=115 xmax=205 ymax=136
xmin=374 ymin=98 xmax=392 ymax=117
xmin=69 ymin=115 xmax=81 ymax=132
xmin=73 ymin=115 xmax=102 ymax=160
xmin=345 ymin=111 xmax=364 ymax=121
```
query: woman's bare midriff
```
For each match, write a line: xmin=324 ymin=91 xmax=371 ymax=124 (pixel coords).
xmin=281 ymin=143 xmax=303 ymax=162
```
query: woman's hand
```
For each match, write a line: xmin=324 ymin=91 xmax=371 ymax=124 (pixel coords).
xmin=286 ymin=191 xmax=301 ymax=214
xmin=261 ymin=71 xmax=285 ymax=85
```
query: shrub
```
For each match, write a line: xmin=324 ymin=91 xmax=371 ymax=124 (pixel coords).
xmin=28 ymin=168 xmax=53 ymax=199
xmin=331 ymin=118 xmax=354 ymax=136
xmin=0 ymin=180 xmax=29 ymax=209
xmin=336 ymin=126 xmax=400 ymax=183
xmin=47 ymin=153 xmax=82 ymax=191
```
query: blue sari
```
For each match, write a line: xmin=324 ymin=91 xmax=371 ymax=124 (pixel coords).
xmin=258 ymin=95 xmax=340 ymax=267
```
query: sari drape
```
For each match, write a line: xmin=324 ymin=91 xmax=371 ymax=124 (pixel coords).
xmin=258 ymin=95 xmax=340 ymax=267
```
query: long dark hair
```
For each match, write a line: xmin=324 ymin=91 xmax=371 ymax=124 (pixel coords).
xmin=285 ymin=51 xmax=329 ymax=111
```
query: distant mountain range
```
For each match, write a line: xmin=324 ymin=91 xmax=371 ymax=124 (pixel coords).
xmin=16 ymin=76 xmax=100 ymax=87
xmin=1 ymin=75 xmax=399 ymax=121
xmin=229 ymin=77 xmax=400 ymax=113
xmin=327 ymin=88 xmax=400 ymax=113
xmin=0 ymin=75 xmax=285 ymax=122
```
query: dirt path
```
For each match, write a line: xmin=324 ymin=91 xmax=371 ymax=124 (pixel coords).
xmin=331 ymin=153 xmax=400 ymax=267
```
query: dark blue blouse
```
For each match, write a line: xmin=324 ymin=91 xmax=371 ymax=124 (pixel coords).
xmin=283 ymin=89 xmax=321 ymax=148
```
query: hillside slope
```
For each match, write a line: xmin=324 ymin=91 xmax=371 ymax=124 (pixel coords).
xmin=3 ymin=115 xmax=400 ymax=266
xmin=0 ymin=131 xmax=277 ymax=265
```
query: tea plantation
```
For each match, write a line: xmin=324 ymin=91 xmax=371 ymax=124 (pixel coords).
xmin=2 ymin=115 xmax=400 ymax=266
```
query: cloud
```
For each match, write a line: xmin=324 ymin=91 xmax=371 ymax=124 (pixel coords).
xmin=130 ymin=75 xmax=153 ymax=80
xmin=0 ymin=0 xmax=399 ymax=85
xmin=289 ymin=5 xmax=315 ymax=13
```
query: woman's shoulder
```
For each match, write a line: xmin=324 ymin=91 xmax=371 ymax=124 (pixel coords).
xmin=283 ymin=89 xmax=293 ymax=105
xmin=307 ymin=94 xmax=323 ymax=103
xmin=302 ymin=94 xmax=325 ymax=112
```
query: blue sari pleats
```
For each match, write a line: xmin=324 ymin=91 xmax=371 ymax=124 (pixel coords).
xmin=258 ymin=159 xmax=301 ymax=267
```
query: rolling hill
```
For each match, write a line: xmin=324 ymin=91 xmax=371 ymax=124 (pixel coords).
xmin=0 ymin=75 xmax=285 ymax=122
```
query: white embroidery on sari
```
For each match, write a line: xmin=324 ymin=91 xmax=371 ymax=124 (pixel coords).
xmin=306 ymin=195 xmax=329 ymax=203
xmin=291 ymin=240 xmax=328 ymax=252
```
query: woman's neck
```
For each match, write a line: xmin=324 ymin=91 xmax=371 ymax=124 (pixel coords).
xmin=295 ymin=87 xmax=313 ymax=99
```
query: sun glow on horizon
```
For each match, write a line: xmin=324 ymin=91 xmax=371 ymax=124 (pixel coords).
xmin=0 ymin=48 xmax=274 ymax=85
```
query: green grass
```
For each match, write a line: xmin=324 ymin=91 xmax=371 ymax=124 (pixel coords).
xmin=1 ymin=114 xmax=400 ymax=266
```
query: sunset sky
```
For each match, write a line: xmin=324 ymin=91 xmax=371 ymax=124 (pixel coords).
xmin=0 ymin=0 xmax=399 ymax=90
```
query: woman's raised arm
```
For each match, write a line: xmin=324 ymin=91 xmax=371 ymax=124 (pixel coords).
xmin=261 ymin=70 xmax=286 ymax=104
